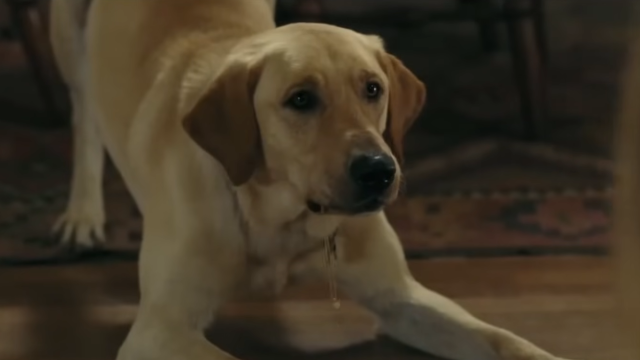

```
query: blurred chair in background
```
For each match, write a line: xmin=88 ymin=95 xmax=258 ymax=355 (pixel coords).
xmin=276 ymin=0 xmax=548 ymax=141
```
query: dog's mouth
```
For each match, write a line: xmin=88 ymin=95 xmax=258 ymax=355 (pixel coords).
xmin=307 ymin=196 xmax=386 ymax=215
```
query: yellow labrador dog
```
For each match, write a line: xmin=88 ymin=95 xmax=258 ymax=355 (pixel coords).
xmin=49 ymin=0 xmax=572 ymax=359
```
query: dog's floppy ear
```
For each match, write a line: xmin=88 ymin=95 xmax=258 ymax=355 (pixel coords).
xmin=182 ymin=61 xmax=263 ymax=186
xmin=381 ymin=54 xmax=426 ymax=165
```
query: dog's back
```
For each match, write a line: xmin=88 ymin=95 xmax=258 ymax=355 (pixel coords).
xmin=46 ymin=0 xmax=277 ymax=247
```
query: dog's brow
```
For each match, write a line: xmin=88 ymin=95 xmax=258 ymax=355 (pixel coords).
xmin=284 ymin=74 xmax=322 ymax=94
xmin=359 ymin=69 xmax=381 ymax=82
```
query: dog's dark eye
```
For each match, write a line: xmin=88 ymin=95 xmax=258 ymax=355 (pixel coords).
xmin=365 ymin=81 xmax=382 ymax=100
xmin=286 ymin=90 xmax=318 ymax=112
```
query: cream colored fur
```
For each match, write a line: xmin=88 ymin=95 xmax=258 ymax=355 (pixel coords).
xmin=49 ymin=1 xmax=573 ymax=359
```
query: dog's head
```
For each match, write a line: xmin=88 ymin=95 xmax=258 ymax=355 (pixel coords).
xmin=183 ymin=23 xmax=425 ymax=215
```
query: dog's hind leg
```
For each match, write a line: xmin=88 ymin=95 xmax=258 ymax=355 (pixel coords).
xmin=49 ymin=0 xmax=106 ymax=248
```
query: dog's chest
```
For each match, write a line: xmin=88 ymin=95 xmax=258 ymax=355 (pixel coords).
xmin=243 ymin=216 xmax=340 ymax=297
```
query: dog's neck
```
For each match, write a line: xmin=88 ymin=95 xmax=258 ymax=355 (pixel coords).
xmin=234 ymin=178 xmax=343 ymax=244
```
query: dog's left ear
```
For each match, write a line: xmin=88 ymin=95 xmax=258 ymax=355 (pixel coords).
xmin=182 ymin=60 xmax=263 ymax=186
xmin=381 ymin=54 xmax=426 ymax=165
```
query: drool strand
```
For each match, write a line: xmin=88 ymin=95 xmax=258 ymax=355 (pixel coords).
xmin=323 ymin=232 xmax=340 ymax=309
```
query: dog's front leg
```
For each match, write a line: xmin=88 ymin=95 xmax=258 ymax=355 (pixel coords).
xmin=336 ymin=213 xmax=571 ymax=360
xmin=117 ymin=220 xmax=245 ymax=360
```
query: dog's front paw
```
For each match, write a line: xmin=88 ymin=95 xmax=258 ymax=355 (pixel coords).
xmin=497 ymin=348 xmax=573 ymax=360
xmin=489 ymin=330 xmax=575 ymax=360
xmin=52 ymin=209 xmax=106 ymax=249
xmin=500 ymin=344 xmax=575 ymax=360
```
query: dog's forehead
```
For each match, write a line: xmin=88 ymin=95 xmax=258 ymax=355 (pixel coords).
xmin=272 ymin=24 xmax=384 ymax=72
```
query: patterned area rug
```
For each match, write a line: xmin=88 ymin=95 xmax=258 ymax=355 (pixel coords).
xmin=0 ymin=123 xmax=611 ymax=265
xmin=393 ymin=139 xmax=610 ymax=257
xmin=388 ymin=195 xmax=609 ymax=258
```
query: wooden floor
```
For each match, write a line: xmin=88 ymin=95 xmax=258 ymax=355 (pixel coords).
xmin=0 ymin=256 xmax=629 ymax=360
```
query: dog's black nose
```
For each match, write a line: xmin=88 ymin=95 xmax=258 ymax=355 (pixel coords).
xmin=349 ymin=154 xmax=396 ymax=194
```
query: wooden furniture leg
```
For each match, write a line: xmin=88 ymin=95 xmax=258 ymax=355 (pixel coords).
xmin=504 ymin=0 xmax=547 ymax=141
xmin=6 ymin=0 xmax=68 ymax=128
xmin=531 ymin=0 xmax=549 ymax=67
xmin=477 ymin=0 xmax=500 ymax=52
xmin=460 ymin=0 xmax=501 ymax=53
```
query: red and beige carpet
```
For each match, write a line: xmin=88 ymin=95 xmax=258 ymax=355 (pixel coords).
xmin=0 ymin=123 xmax=611 ymax=265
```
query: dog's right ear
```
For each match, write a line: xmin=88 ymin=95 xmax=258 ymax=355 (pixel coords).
xmin=182 ymin=61 xmax=263 ymax=186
